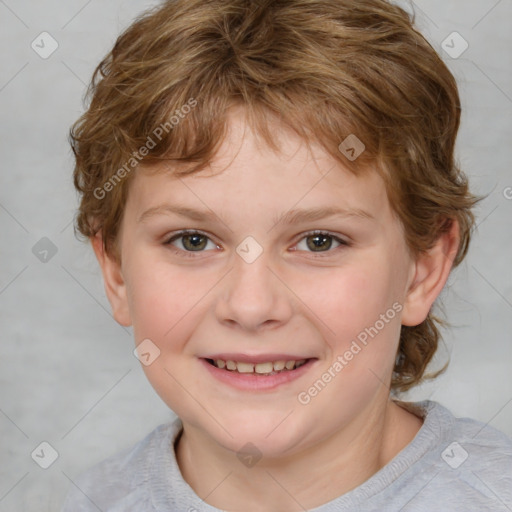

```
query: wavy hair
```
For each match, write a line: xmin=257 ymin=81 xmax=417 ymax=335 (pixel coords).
xmin=70 ymin=0 xmax=482 ymax=391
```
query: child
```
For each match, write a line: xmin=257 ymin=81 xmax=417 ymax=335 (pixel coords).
xmin=62 ymin=0 xmax=512 ymax=510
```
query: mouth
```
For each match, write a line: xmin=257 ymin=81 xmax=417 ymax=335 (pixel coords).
xmin=200 ymin=355 xmax=317 ymax=391
xmin=204 ymin=357 xmax=309 ymax=375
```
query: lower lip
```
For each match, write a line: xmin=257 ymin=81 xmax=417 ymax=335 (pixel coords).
xmin=200 ymin=358 xmax=317 ymax=391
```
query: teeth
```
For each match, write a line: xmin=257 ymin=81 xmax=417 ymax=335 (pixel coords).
xmin=254 ymin=362 xmax=273 ymax=374
xmin=273 ymin=360 xmax=286 ymax=371
xmin=210 ymin=358 xmax=309 ymax=374
xmin=237 ymin=362 xmax=254 ymax=373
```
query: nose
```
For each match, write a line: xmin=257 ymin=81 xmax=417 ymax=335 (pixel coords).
xmin=215 ymin=250 xmax=294 ymax=333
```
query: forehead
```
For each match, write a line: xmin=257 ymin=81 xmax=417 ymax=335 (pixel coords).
xmin=125 ymin=108 xmax=392 ymax=228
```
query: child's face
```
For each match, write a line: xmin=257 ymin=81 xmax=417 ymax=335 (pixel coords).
xmin=107 ymin=108 xmax=422 ymax=456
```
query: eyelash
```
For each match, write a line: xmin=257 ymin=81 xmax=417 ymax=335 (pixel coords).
xmin=163 ymin=229 xmax=350 ymax=258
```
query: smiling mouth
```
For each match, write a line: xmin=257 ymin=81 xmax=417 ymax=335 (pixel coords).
xmin=205 ymin=358 xmax=311 ymax=375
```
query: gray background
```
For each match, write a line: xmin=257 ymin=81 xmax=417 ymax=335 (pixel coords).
xmin=0 ymin=0 xmax=511 ymax=510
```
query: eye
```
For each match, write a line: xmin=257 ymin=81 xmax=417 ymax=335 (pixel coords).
xmin=164 ymin=229 xmax=349 ymax=258
xmin=164 ymin=230 xmax=219 ymax=256
xmin=294 ymin=230 xmax=349 ymax=255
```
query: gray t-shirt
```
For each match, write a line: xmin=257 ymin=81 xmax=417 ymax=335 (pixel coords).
xmin=61 ymin=400 xmax=512 ymax=511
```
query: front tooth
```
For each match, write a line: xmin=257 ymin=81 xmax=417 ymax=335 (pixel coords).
xmin=255 ymin=362 xmax=273 ymax=374
xmin=216 ymin=359 xmax=226 ymax=369
xmin=237 ymin=362 xmax=255 ymax=373
xmin=285 ymin=360 xmax=296 ymax=370
xmin=273 ymin=360 xmax=286 ymax=371
xmin=226 ymin=360 xmax=236 ymax=370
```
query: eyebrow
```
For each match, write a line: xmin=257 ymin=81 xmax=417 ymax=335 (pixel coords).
xmin=272 ymin=205 xmax=374 ymax=226
xmin=138 ymin=204 xmax=220 ymax=224
xmin=137 ymin=204 xmax=374 ymax=225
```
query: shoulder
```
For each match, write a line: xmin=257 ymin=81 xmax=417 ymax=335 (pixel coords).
xmin=422 ymin=400 xmax=512 ymax=465
xmin=61 ymin=419 xmax=182 ymax=512
xmin=407 ymin=400 xmax=512 ymax=509
xmin=443 ymin=402 xmax=512 ymax=488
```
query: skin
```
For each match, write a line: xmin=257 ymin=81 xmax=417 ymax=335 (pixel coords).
xmin=93 ymin=106 xmax=460 ymax=511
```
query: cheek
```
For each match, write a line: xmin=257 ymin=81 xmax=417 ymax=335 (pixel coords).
xmin=125 ymin=260 xmax=212 ymax=411
xmin=313 ymin=262 xmax=398 ymax=336
xmin=304 ymin=259 xmax=403 ymax=393
xmin=298 ymin=268 xmax=402 ymax=422
xmin=125 ymin=257 xmax=207 ymax=347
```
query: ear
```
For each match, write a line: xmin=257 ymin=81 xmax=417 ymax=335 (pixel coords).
xmin=91 ymin=234 xmax=132 ymax=327
xmin=401 ymin=218 xmax=460 ymax=327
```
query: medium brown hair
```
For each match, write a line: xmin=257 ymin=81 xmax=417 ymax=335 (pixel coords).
xmin=70 ymin=0 xmax=482 ymax=391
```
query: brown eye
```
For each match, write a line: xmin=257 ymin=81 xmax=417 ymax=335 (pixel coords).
xmin=306 ymin=233 xmax=334 ymax=252
xmin=295 ymin=231 xmax=348 ymax=255
xmin=165 ymin=230 xmax=217 ymax=255
xmin=180 ymin=233 xmax=208 ymax=251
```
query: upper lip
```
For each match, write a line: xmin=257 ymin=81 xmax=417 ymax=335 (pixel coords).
xmin=201 ymin=353 xmax=315 ymax=364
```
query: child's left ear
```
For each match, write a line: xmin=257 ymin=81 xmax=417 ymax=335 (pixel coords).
xmin=401 ymin=218 xmax=460 ymax=327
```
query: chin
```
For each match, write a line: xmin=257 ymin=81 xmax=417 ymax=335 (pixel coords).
xmin=202 ymin=412 xmax=308 ymax=459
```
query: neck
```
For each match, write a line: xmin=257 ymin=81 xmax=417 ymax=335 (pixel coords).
xmin=175 ymin=396 xmax=423 ymax=511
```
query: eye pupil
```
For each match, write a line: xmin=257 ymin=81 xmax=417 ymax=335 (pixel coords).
xmin=307 ymin=234 xmax=332 ymax=252
xmin=183 ymin=234 xmax=207 ymax=250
